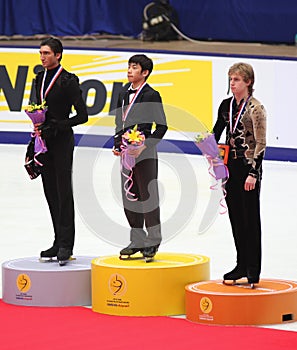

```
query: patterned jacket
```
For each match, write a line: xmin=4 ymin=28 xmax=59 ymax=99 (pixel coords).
xmin=213 ymin=96 xmax=267 ymax=178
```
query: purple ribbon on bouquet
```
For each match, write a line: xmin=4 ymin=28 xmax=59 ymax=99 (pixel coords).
xmin=25 ymin=109 xmax=48 ymax=166
xmin=120 ymin=140 xmax=144 ymax=201
xmin=31 ymin=132 xmax=47 ymax=166
xmin=195 ymin=133 xmax=229 ymax=214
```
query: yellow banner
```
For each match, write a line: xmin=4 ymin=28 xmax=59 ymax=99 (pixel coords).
xmin=0 ymin=49 xmax=212 ymax=132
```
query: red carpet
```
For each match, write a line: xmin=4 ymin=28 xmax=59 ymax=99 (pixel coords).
xmin=0 ymin=300 xmax=296 ymax=350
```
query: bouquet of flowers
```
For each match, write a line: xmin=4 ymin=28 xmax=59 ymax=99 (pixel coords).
xmin=25 ymin=100 xmax=48 ymax=155
xmin=24 ymin=101 xmax=48 ymax=174
xmin=121 ymin=125 xmax=145 ymax=201
xmin=195 ymin=132 xmax=228 ymax=180
xmin=25 ymin=101 xmax=48 ymax=125
xmin=195 ymin=132 xmax=229 ymax=213
xmin=121 ymin=124 xmax=145 ymax=170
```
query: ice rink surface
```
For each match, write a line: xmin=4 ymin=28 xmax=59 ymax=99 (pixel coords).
xmin=0 ymin=143 xmax=296 ymax=331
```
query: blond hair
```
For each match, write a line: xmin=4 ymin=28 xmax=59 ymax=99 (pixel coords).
xmin=228 ymin=62 xmax=255 ymax=95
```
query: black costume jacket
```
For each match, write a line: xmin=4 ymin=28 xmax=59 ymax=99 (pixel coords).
xmin=114 ymin=82 xmax=168 ymax=159
xmin=35 ymin=66 xmax=88 ymax=135
xmin=213 ymin=96 xmax=266 ymax=178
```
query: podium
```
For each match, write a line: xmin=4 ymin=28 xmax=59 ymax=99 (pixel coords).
xmin=2 ymin=256 xmax=94 ymax=306
xmin=92 ymin=252 xmax=210 ymax=316
xmin=185 ymin=279 xmax=297 ymax=325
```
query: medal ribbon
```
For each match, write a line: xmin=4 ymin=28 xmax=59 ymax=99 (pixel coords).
xmin=229 ymin=95 xmax=251 ymax=134
xmin=121 ymin=82 xmax=146 ymax=124
xmin=40 ymin=66 xmax=63 ymax=102
xmin=120 ymin=140 xmax=145 ymax=202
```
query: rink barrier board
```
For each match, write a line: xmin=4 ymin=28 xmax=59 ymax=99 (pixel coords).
xmin=0 ymin=131 xmax=297 ymax=162
xmin=92 ymin=252 xmax=210 ymax=316
xmin=185 ymin=279 xmax=297 ymax=325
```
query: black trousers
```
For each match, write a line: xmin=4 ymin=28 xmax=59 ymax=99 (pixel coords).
xmin=225 ymin=157 xmax=262 ymax=278
xmin=40 ymin=131 xmax=75 ymax=252
xmin=121 ymin=156 xmax=161 ymax=248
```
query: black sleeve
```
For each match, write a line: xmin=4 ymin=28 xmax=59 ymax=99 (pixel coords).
xmin=58 ymin=73 xmax=88 ymax=129
xmin=113 ymin=90 xmax=125 ymax=150
xmin=25 ymin=138 xmax=35 ymax=159
xmin=213 ymin=99 xmax=229 ymax=143
xmin=144 ymin=90 xmax=167 ymax=149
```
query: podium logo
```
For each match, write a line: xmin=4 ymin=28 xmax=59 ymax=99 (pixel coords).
xmin=16 ymin=274 xmax=31 ymax=293
xmin=200 ymin=297 xmax=212 ymax=314
xmin=109 ymin=274 xmax=127 ymax=297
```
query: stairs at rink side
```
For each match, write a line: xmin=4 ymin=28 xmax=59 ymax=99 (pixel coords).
xmin=185 ymin=279 xmax=297 ymax=325
xmin=2 ymin=256 xmax=94 ymax=306
xmin=91 ymin=252 xmax=210 ymax=316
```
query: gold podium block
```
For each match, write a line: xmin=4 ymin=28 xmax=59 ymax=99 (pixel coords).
xmin=92 ymin=253 xmax=210 ymax=316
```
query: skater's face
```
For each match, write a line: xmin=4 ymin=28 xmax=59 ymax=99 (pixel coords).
xmin=229 ymin=72 xmax=251 ymax=99
xmin=127 ymin=62 xmax=148 ymax=88
xmin=39 ymin=45 xmax=61 ymax=70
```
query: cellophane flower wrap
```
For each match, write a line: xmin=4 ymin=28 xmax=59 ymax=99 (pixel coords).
xmin=121 ymin=125 xmax=145 ymax=201
xmin=195 ymin=132 xmax=228 ymax=180
xmin=195 ymin=132 xmax=229 ymax=213
xmin=121 ymin=124 xmax=145 ymax=170
xmin=24 ymin=101 xmax=48 ymax=161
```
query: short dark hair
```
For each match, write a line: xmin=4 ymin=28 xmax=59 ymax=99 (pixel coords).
xmin=40 ymin=37 xmax=63 ymax=61
xmin=128 ymin=54 xmax=153 ymax=79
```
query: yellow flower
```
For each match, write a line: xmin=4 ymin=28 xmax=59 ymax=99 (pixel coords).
xmin=123 ymin=124 xmax=145 ymax=145
xmin=24 ymin=100 xmax=47 ymax=112
xmin=128 ymin=130 xmax=141 ymax=143
xmin=195 ymin=132 xmax=212 ymax=143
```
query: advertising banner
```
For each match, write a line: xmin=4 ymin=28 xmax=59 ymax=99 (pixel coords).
xmin=1 ymin=47 xmax=297 ymax=157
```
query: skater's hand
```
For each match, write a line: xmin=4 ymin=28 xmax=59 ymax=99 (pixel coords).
xmin=112 ymin=147 xmax=121 ymax=156
xmin=128 ymin=144 xmax=146 ymax=158
xmin=244 ymin=175 xmax=256 ymax=191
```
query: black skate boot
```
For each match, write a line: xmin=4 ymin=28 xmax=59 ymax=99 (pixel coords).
xmin=247 ymin=273 xmax=260 ymax=289
xmin=222 ymin=265 xmax=259 ymax=288
xmin=223 ymin=266 xmax=246 ymax=284
xmin=40 ymin=246 xmax=59 ymax=262
xmin=119 ymin=242 xmax=144 ymax=260
xmin=142 ymin=245 xmax=159 ymax=262
xmin=57 ymin=247 xmax=73 ymax=266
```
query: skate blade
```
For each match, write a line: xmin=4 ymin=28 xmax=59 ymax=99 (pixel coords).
xmin=223 ymin=279 xmax=257 ymax=289
xmin=119 ymin=255 xmax=130 ymax=260
xmin=39 ymin=257 xmax=56 ymax=263
xmin=144 ymin=256 xmax=155 ymax=263
xmin=58 ymin=256 xmax=76 ymax=266
xmin=119 ymin=255 xmax=144 ymax=261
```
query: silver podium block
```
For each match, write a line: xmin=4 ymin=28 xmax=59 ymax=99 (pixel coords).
xmin=2 ymin=256 xmax=94 ymax=306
